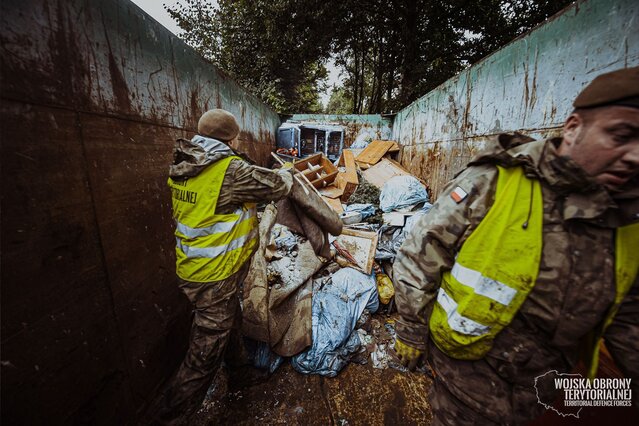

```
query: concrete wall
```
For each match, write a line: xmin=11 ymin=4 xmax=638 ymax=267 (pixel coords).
xmin=0 ymin=0 xmax=280 ymax=423
xmin=291 ymin=114 xmax=393 ymax=147
xmin=392 ymin=0 xmax=639 ymax=199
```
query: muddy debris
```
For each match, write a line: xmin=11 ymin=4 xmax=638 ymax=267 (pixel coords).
xmin=347 ymin=175 xmax=383 ymax=224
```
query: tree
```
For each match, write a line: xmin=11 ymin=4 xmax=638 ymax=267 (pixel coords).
xmin=166 ymin=0 xmax=338 ymax=112
xmin=167 ymin=0 xmax=573 ymax=114
xmin=325 ymin=85 xmax=352 ymax=114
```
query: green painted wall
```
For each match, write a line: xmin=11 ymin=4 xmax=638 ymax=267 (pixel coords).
xmin=392 ymin=0 xmax=639 ymax=198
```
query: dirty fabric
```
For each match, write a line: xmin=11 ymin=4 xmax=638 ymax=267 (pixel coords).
xmin=155 ymin=265 xmax=249 ymax=423
xmin=243 ymin=207 xmax=321 ymax=357
xmin=288 ymin=176 xmax=343 ymax=236
xmin=244 ymin=339 xmax=285 ymax=374
xmin=276 ymin=197 xmax=331 ymax=259
xmin=267 ymin=235 xmax=321 ymax=356
xmin=292 ymin=267 xmax=379 ymax=377
xmin=242 ymin=205 xmax=278 ymax=343
xmin=393 ymin=135 xmax=639 ymax=423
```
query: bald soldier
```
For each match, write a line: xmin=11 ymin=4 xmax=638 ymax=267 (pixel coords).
xmin=156 ymin=109 xmax=293 ymax=423
xmin=393 ymin=67 xmax=639 ymax=424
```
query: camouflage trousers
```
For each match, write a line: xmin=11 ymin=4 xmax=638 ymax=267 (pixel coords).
xmin=429 ymin=376 xmax=500 ymax=426
xmin=427 ymin=339 xmax=548 ymax=426
xmin=154 ymin=264 xmax=249 ymax=424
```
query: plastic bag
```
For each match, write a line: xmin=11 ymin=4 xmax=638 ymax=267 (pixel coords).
xmin=379 ymin=176 xmax=429 ymax=213
xmin=351 ymin=132 xmax=373 ymax=149
xmin=291 ymin=268 xmax=379 ymax=376
xmin=344 ymin=203 xmax=376 ymax=219
xmin=375 ymin=203 xmax=432 ymax=261
xmin=376 ymin=273 xmax=395 ymax=304
xmin=245 ymin=339 xmax=284 ymax=374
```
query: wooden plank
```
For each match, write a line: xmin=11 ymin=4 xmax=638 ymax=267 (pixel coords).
xmin=310 ymin=170 xmax=339 ymax=189
xmin=293 ymin=152 xmax=322 ymax=171
xmin=356 ymin=160 xmax=372 ymax=170
xmin=319 ymin=185 xmax=345 ymax=199
xmin=272 ymin=153 xmax=329 ymax=206
xmin=333 ymin=228 xmax=378 ymax=275
xmin=323 ymin=196 xmax=344 ymax=214
xmin=355 ymin=140 xmax=395 ymax=165
xmin=335 ymin=149 xmax=359 ymax=202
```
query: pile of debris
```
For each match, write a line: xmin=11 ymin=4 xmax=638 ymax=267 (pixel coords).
xmin=240 ymin=141 xmax=432 ymax=378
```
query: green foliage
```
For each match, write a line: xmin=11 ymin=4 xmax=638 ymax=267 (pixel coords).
xmin=166 ymin=0 xmax=573 ymax=114
xmin=166 ymin=0 xmax=335 ymax=112
xmin=325 ymin=85 xmax=352 ymax=114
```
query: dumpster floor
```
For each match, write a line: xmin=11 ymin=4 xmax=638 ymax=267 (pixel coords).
xmin=191 ymin=361 xmax=433 ymax=425
xmin=188 ymin=346 xmax=638 ymax=426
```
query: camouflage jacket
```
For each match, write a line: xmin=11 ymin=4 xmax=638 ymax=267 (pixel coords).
xmin=169 ymin=135 xmax=292 ymax=214
xmin=394 ymin=134 xmax=639 ymax=398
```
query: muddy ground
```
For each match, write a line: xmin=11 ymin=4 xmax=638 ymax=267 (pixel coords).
xmin=191 ymin=312 xmax=433 ymax=426
xmin=193 ymin=361 xmax=432 ymax=425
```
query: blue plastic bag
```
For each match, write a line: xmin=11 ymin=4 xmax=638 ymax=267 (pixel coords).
xmin=291 ymin=268 xmax=379 ymax=376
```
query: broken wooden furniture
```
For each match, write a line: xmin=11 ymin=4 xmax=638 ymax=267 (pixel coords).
xmin=293 ymin=152 xmax=339 ymax=189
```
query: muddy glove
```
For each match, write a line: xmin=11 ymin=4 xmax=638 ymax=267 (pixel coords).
xmin=394 ymin=337 xmax=424 ymax=371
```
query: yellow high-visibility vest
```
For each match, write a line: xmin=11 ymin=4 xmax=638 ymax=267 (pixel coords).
xmin=429 ymin=166 xmax=639 ymax=375
xmin=167 ymin=156 xmax=258 ymax=282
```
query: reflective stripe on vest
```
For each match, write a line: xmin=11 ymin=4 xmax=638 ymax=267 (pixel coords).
xmin=168 ymin=156 xmax=258 ymax=282
xmin=436 ymin=287 xmax=490 ymax=336
xmin=429 ymin=165 xmax=638 ymax=363
xmin=176 ymin=219 xmax=236 ymax=238
xmin=450 ymin=261 xmax=517 ymax=305
xmin=175 ymin=206 xmax=256 ymax=259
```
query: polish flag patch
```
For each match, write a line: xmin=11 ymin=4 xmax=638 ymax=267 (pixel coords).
xmin=450 ymin=186 xmax=468 ymax=203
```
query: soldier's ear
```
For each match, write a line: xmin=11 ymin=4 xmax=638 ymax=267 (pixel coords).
xmin=561 ymin=113 xmax=583 ymax=151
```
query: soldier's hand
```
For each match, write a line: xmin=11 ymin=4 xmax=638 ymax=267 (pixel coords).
xmin=394 ymin=337 xmax=424 ymax=371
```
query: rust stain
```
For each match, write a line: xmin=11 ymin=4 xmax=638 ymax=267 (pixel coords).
xmin=523 ymin=63 xmax=530 ymax=109
xmin=102 ymin=10 xmax=132 ymax=114
xmin=236 ymin=129 xmax=275 ymax=167
xmin=190 ymin=90 xmax=199 ymax=118
xmin=530 ymin=58 xmax=538 ymax=109
xmin=550 ymin=104 xmax=558 ymax=123
xmin=462 ymin=77 xmax=473 ymax=136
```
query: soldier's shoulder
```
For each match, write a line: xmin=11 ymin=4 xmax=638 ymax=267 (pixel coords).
xmin=444 ymin=163 xmax=498 ymax=201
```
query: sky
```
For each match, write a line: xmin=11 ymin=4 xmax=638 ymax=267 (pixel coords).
xmin=128 ymin=0 xmax=340 ymax=107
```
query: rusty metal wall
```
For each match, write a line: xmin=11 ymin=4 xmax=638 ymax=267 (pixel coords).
xmin=291 ymin=114 xmax=393 ymax=147
xmin=0 ymin=0 xmax=280 ymax=423
xmin=392 ymin=0 xmax=639 ymax=200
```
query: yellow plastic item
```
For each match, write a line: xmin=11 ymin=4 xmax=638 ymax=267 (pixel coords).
xmin=376 ymin=273 xmax=395 ymax=304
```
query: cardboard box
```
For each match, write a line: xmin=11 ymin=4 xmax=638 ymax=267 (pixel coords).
xmin=363 ymin=158 xmax=421 ymax=189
